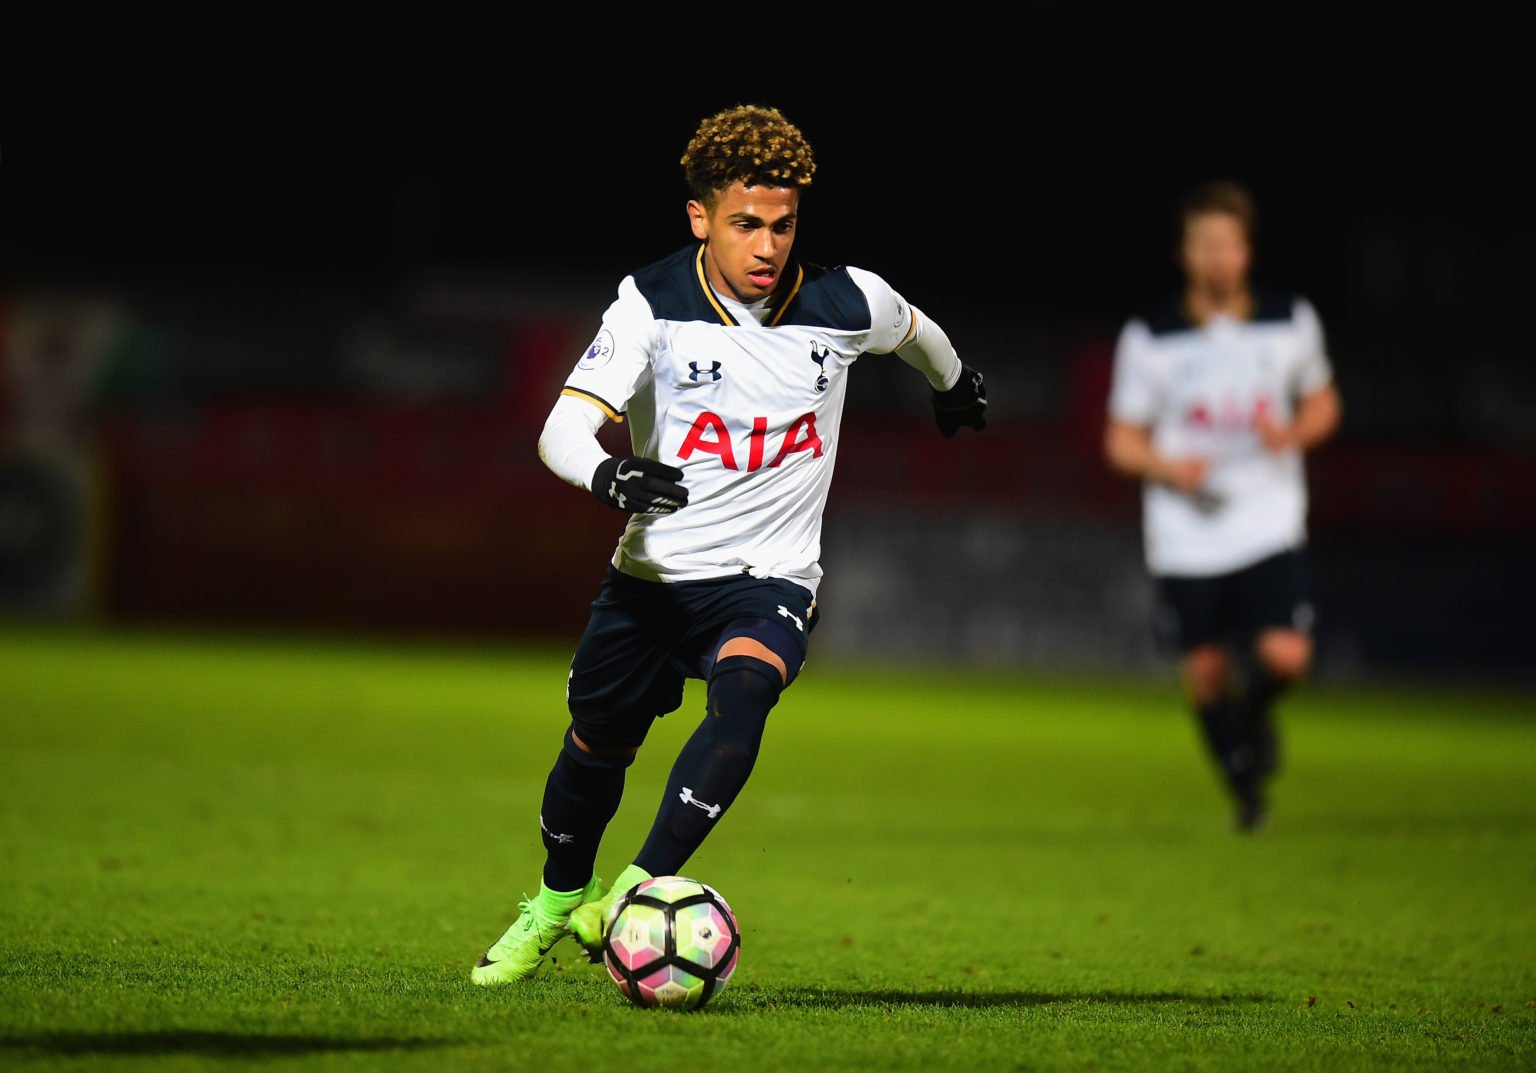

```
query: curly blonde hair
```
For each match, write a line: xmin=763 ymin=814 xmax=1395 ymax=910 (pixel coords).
xmin=680 ymin=104 xmax=816 ymax=206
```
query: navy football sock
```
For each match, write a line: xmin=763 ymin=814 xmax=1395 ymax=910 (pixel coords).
xmin=539 ymin=728 xmax=632 ymax=893
xmin=1250 ymin=674 xmax=1290 ymax=777
xmin=635 ymin=656 xmax=781 ymax=877
xmin=1196 ymin=697 xmax=1258 ymax=802
xmin=1240 ymin=656 xmax=1291 ymax=778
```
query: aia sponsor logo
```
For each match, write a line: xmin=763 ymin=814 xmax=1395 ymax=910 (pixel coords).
xmin=1185 ymin=394 xmax=1276 ymax=431
xmin=677 ymin=411 xmax=824 ymax=471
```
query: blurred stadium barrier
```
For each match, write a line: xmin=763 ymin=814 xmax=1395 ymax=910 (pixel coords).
xmin=2 ymin=280 xmax=1531 ymax=686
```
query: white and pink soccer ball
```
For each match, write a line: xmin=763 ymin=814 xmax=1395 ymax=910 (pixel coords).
xmin=601 ymin=875 xmax=741 ymax=1011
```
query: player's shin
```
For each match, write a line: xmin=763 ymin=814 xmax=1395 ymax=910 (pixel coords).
xmin=1234 ymin=650 xmax=1296 ymax=776
xmin=1240 ymin=665 xmax=1287 ymax=778
xmin=634 ymin=656 xmax=781 ymax=876
xmin=539 ymin=727 xmax=633 ymax=892
xmin=1195 ymin=698 xmax=1260 ymax=800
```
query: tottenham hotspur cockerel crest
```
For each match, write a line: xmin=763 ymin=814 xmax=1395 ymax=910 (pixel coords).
xmin=810 ymin=343 xmax=829 ymax=392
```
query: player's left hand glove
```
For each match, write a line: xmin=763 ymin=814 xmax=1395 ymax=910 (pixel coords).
xmin=591 ymin=456 xmax=689 ymax=515
xmin=932 ymin=364 xmax=988 ymax=437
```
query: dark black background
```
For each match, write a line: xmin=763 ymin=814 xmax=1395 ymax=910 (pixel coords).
xmin=5 ymin=12 xmax=1528 ymax=338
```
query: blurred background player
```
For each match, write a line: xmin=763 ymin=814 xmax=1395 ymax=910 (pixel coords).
xmin=1103 ymin=180 xmax=1341 ymax=831
xmin=471 ymin=104 xmax=988 ymax=984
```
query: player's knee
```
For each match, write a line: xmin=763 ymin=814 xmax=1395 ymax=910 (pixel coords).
xmin=1181 ymin=645 xmax=1229 ymax=705
xmin=1256 ymin=631 xmax=1312 ymax=683
xmin=705 ymin=655 xmax=783 ymax=753
xmin=562 ymin=725 xmax=639 ymax=771
xmin=716 ymin=635 xmax=788 ymax=685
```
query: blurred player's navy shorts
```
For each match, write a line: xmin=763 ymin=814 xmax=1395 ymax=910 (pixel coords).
xmin=1153 ymin=549 xmax=1313 ymax=654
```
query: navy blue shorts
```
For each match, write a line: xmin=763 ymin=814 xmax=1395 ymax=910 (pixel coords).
xmin=1153 ymin=549 xmax=1314 ymax=655
xmin=565 ymin=565 xmax=819 ymax=749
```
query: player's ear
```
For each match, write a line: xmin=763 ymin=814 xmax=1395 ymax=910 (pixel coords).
xmin=687 ymin=200 xmax=709 ymax=240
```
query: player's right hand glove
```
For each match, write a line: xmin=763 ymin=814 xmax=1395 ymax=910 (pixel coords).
xmin=932 ymin=364 xmax=988 ymax=437
xmin=591 ymin=456 xmax=689 ymax=515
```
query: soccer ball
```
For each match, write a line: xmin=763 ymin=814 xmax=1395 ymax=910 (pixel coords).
xmin=602 ymin=875 xmax=741 ymax=1010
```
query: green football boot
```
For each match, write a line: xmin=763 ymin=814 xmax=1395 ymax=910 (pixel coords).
xmin=470 ymin=875 xmax=604 ymax=985
xmin=569 ymin=863 xmax=652 ymax=961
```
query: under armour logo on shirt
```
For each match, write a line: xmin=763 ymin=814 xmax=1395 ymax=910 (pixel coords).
xmin=688 ymin=361 xmax=723 ymax=382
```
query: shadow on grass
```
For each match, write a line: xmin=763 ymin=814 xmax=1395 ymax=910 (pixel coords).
xmin=732 ymin=986 xmax=1268 ymax=1010
xmin=0 ymin=1031 xmax=453 ymax=1058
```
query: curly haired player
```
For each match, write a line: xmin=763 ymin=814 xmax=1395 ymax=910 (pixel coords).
xmin=471 ymin=104 xmax=988 ymax=984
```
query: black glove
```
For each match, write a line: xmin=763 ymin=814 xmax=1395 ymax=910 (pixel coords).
xmin=591 ymin=456 xmax=688 ymax=515
xmin=932 ymin=364 xmax=988 ymax=437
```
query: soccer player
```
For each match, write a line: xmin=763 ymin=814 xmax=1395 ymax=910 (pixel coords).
xmin=1103 ymin=180 xmax=1341 ymax=832
xmin=471 ymin=104 xmax=988 ymax=984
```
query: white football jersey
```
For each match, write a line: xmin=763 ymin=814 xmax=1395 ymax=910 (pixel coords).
xmin=561 ymin=243 xmax=916 ymax=596
xmin=1109 ymin=293 xmax=1334 ymax=577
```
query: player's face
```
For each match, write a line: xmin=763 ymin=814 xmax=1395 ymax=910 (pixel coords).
xmin=1180 ymin=211 xmax=1251 ymax=297
xmin=688 ymin=182 xmax=800 ymax=304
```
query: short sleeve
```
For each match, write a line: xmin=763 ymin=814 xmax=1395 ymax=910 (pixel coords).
xmin=560 ymin=276 xmax=656 ymax=421
xmin=844 ymin=265 xmax=915 ymax=354
xmin=1107 ymin=318 xmax=1162 ymax=425
xmin=1291 ymin=297 xmax=1334 ymax=396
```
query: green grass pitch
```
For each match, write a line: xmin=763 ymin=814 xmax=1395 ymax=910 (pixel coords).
xmin=2 ymin=624 xmax=1533 ymax=1072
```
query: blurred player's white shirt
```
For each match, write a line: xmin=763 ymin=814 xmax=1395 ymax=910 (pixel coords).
xmin=1109 ymin=293 xmax=1334 ymax=577
xmin=559 ymin=244 xmax=919 ymax=597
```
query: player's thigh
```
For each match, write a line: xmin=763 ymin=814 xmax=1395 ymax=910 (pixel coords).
xmin=1235 ymin=550 xmax=1315 ymax=677
xmin=1153 ymin=573 xmax=1226 ymax=658
xmin=676 ymin=575 xmax=817 ymax=688
xmin=1231 ymin=549 xmax=1314 ymax=632
xmin=566 ymin=567 xmax=689 ymax=749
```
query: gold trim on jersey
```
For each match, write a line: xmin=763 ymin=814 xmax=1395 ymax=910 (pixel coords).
xmin=692 ymin=245 xmax=805 ymax=328
xmin=561 ymin=386 xmax=624 ymax=422
xmin=893 ymin=308 xmax=919 ymax=351
xmin=765 ymin=265 xmax=804 ymax=328
xmin=693 ymin=246 xmax=737 ymax=326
